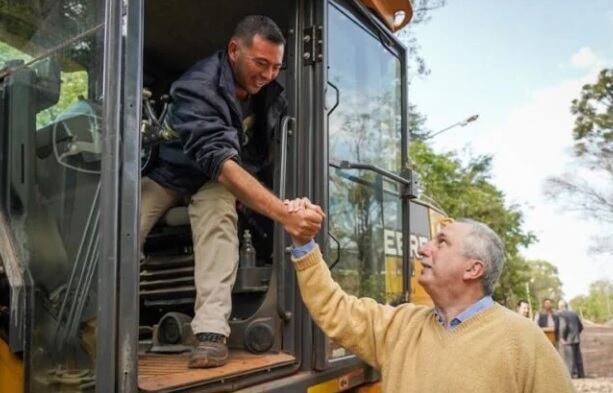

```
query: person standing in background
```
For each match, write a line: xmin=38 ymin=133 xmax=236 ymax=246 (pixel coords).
xmin=536 ymin=298 xmax=559 ymax=345
xmin=558 ymin=300 xmax=585 ymax=378
xmin=517 ymin=299 xmax=530 ymax=318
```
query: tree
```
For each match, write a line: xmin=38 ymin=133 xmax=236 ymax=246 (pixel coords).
xmin=527 ymin=260 xmax=564 ymax=307
xmin=546 ymin=68 xmax=613 ymax=254
xmin=396 ymin=0 xmax=446 ymax=77
xmin=496 ymin=255 xmax=531 ymax=310
xmin=398 ymin=1 xmax=447 ymax=140
xmin=570 ymin=68 xmax=613 ymax=163
xmin=571 ymin=279 xmax=613 ymax=323
xmin=0 ymin=41 xmax=29 ymax=65
xmin=1 ymin=2 xmax=93 ymax=128
xmin=408 ymin=103 xmax=429 ymax=140
xmin=410 ymin=141 xmax=537 ymax=306
xmin=326 ymin=0 xmax=446 ymax=300
xmin=0 ymin=0 xmax=100 ymax=70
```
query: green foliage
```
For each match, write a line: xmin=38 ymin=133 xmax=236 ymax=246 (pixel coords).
xmin=0 ymin=40 xmax=30 ymax=66
xmin=0 ymin=2 xmax=37 ymax=51
xmin=547 ymin=68 xmax=613 ymax=254
xmin=1 ymin=40 xmax=89 ymax=128
xmin=571 ymin=280 xmax=613 ymax=323
xmin=488 ymin=258 xmax=564 ymax=315
xmin=570 ymin=68 xmax=613 ymax=161
xmin=1 ymin=0 xmax=100 ymax=72
xmin=408 ymin=104 xmax=429 ymax=140
xmin=0 ymin=5 xmax=90 ymax=128
xmin=410 ymin=141 xmax=541 ymax=306
xmin=410 ymin=141 xmax=535 ymax=253
xmin=36 ymin=70 xmax=88 ymax=128
xmin=496 ymin=255 xmax=531 ymax=309
xmin=527 ymin=259 xmax=564 ymax=305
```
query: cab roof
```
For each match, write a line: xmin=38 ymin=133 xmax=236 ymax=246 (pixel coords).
xmin=360 ymin=0 xmax=413 ymax=32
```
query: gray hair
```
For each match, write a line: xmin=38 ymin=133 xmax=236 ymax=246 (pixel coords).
xmin=457 ymin=219 xmax=505 ymax=295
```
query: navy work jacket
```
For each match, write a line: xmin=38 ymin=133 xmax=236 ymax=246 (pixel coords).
xmin=148 ymin=50 xmax=287 ymax=196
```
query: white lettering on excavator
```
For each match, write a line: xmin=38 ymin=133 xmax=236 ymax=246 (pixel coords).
xmin=384 ymin=229 xmax=428 ymax=258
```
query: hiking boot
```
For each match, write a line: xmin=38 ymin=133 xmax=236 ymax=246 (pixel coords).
xmin=188 ymin=332 xmax=229 ymax=368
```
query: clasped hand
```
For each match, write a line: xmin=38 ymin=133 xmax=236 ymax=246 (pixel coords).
xmin=282 ymin=197 xmax=325 ymax=246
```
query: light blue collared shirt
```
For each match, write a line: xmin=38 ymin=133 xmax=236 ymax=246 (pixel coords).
xmin=291 ymin=242 xmax=494 ymax=330
xmin=434 ymin=296 xmax=495 ymax=330
xmin=291 ymin=239 xmax=317 ymax=258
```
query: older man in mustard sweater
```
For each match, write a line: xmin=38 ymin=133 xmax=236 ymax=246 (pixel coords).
xmin=283 ymin=204 xmax=574 ymax=393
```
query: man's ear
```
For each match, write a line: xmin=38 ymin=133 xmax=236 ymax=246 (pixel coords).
xmin=228 ymin=39 xmax=240 ymax=62
xmin=463 ymin=259 xmax=486 ymax=281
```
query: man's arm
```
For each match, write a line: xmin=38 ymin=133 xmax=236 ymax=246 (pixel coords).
xmin=218 ymin=159 xmax=323 ymax=243
xmin=169 ymin=76 xmax=323 ymax=239
xmin=168 ymin=78 xmax=243 ymax=181
xmin=558 ymin=314 xmax=568 ymax=344
xmin=577 ymin=313 xmax=583 ymax=333
xmin=289 ymin=245 xmax=417 ymax=370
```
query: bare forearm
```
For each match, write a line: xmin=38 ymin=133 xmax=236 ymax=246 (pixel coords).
xmin=218 ymin=159 xmax=288 ymax=223
xmin=219 ymin=160 xmax=324 ymax=243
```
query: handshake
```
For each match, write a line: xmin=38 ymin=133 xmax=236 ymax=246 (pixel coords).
xmin=281 ymin=197 xmax=325 ymax=246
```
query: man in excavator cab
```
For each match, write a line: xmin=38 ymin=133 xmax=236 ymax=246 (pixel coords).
xmin=140 ymin=15 xmax=324 ymax=368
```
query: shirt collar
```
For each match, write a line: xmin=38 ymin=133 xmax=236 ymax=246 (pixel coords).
xmin=434 ymin=296 xmax=495 ymax=330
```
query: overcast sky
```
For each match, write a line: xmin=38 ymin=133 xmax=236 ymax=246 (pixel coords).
xmin=408 ymin=0 xmax=613 ymax=299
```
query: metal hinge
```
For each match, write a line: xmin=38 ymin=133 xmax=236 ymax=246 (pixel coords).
xmin=303 ymin=25 xmax=323 ymax=65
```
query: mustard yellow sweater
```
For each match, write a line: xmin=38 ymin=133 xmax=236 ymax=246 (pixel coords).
xmin=293 ymin=247 xmax=575 ymax=393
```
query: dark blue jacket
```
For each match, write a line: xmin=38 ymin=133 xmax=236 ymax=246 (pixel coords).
xmin=148 ymin=50 xmax=286 ymax=196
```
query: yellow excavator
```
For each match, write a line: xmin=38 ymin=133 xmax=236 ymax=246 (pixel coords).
xmin=0 ymin=0 xmax=449 ymax=391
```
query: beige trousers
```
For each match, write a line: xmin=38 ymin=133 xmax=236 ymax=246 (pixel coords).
xmin=140 ymin=177 xmax=238 ymax=337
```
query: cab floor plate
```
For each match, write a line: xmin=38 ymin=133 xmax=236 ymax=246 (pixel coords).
xmin=138 ymin=350 xmax=295 ymax=392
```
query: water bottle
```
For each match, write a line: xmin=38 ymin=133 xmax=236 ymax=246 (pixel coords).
xmin=240 ymin=229 xmax=256 ymax=268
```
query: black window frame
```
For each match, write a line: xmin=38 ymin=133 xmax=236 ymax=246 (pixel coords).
xmin=310 ymin=0 xmax=411 ymax=371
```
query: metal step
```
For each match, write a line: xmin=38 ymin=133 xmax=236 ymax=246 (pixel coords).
xmin=140 ymin=276 xmax=194 ymax=291
xmin=140 ymin=285 xmax=196 ymax=300
xmin=141 ymin=254 xmax=194 ymax=270
xmin=140 ymin=266 xmax=194 ymax=281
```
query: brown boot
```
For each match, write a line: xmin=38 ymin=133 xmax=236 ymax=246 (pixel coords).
xmin=188 ymin=333 xmax=229 ymax=368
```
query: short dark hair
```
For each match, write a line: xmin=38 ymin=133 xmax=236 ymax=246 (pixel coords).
xmin=232 ymin=15 xmax=285 ymax=46
xmin=517 ymin=299 xmax=528 ymax=307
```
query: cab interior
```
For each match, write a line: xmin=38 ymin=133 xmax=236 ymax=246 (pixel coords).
xmin=138 ymin=1 xmax=297 ymax=391
xmin=0 ymin=0 xmax=302 ymax=391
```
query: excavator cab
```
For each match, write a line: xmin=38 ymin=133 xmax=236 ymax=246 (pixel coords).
xmin=0 ymin=1 xmax=427 ymax=392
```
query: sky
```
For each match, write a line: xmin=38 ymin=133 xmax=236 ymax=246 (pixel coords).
xmin=408 ymin=0 xmax=613 ymax=299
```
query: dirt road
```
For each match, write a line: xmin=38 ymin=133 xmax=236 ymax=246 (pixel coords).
xmin=571 ymin=324 xmax=613 ymax=393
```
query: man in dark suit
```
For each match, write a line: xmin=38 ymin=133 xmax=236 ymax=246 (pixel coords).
xmin=558 ymin=300 xmax=585 ymax=378
xmin=536 ymin=298 xmax=560 ymax=344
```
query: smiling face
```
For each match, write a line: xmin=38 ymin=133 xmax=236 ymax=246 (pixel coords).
xmin=228 ymin=34 xmax=284 ymax=96
xmin=517 ymin=301 xmax=530 ymax=317
xmin=417 ymin=222 xmax=485 ymax=299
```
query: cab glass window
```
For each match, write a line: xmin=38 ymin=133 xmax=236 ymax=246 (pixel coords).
xmin=327 ymin=2 xmax=405 ymax=359
xmin=0 ymin=0 xmax=104 ymax=390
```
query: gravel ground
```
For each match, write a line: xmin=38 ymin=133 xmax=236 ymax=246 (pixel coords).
xmin=581 ymin=325 xmax=613 ymax=378
xmin=573 ymin=378 xmax=613 ymax=393
xmin=570 ymin=325 xmax=613 ymax=392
